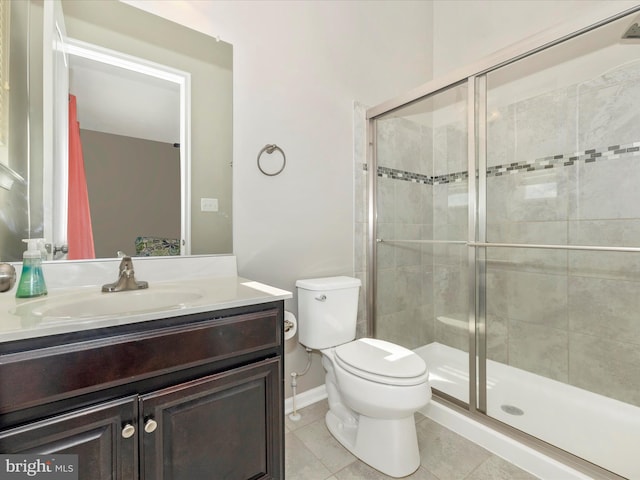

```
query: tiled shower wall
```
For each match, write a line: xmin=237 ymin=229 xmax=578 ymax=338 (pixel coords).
xmin=375 ymin=114 xmax=437 ymax=350
xmin=353 ymin=102 xmax=368 ymax=338
xmin=356 ymin=59 xmax=640 ymax=407
xmin=485 ymin=61 xmax=640 ymax=407
xmin=366 ymin=105 xmax=469 ymax=353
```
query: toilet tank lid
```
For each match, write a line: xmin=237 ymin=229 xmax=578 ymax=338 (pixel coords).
xmin=296 ymin=276 xmax=361 ymax=291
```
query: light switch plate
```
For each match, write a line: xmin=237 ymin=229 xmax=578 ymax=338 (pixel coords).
xmin=201 ymin=198 xmax=218 ymax=212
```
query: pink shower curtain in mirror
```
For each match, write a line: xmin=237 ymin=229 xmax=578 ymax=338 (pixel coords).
xmin=67 ymin=94 xmax=96 ymax=259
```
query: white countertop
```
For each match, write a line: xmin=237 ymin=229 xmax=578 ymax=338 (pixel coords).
xmin=0 ymin=256 xmax=291 ymax=343
xmin=0 ymin=276 xmax=291 ymax=343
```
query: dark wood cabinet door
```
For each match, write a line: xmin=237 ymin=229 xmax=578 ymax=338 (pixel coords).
xmin=0 ymin=396 xmax=138 ymax=480
xmin=140 ymin=358 xmax=282 ymax=480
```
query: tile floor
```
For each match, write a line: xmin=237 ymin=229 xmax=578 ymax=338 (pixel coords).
xmin=285 ymin=400 xmax=539 ymax=480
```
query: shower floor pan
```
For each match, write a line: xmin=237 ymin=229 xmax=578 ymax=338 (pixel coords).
xmin=415 ymin=342 xmax=640 ymax=479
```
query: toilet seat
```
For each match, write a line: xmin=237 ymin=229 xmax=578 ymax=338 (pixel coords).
xmin=334 ymin=338 xmax=429 ymax=386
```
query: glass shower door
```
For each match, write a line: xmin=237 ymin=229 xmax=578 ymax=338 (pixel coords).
xmin=373 ymin=82 xmax=471 ymax=404
xmin=482 ymin=11 xmax=640 ymax=478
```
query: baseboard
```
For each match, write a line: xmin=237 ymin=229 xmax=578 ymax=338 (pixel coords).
xmin=284 ymin=384 xmax=327 ymax=415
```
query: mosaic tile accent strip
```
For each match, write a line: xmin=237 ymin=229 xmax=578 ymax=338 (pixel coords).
xmin=376 ymin=141 xmax=640 ymax=183
xmin=377 ymin=166 xmax=470 ymax=185
xmin=377 ymin=166 xmax=433 ymax=184
xmin=432 ymin=171 xmax=469 ymax=185
xmin=486 ymin=141 xmax=640 ymax=177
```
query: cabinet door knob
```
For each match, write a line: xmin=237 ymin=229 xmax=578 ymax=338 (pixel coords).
xmin=121 ymin=424 xmax=136 ymax=439
xmin=144 ymin=419 xmax=158 ymax=433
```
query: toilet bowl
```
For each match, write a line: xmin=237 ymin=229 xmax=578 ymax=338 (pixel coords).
xmin=296 ymin=275 xmax=431 ymax=478
xmin=321 ymin=338 xmax=431 ymax=478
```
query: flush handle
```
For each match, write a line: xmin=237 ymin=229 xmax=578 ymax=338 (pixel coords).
xmin=315 ymin=294 xmax=327 ymax=302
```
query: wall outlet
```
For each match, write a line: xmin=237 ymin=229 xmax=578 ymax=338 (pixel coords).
xmin=201 ymin=197 xmax=218 ymax=212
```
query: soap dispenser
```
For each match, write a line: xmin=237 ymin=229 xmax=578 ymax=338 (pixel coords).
xmin=16 ymin=238 xmax=48 ymax=298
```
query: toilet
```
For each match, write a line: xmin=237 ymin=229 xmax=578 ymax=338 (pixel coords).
xmin=296 ymin=276 xmax=431 ymax=478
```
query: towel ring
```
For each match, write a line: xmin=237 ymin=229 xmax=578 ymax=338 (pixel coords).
xmin=257 ymin=144 xmax=286 ymax=176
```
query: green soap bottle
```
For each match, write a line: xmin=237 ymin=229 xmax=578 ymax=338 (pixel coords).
xmin=16 ymin=239 xmax=48 ymax=298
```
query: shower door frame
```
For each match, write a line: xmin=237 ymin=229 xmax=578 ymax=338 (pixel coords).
xmin=365 ymin=5 xmax=640 ymax=479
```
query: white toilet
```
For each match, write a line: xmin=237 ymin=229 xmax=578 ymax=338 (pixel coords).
xmin=296 ymin=276 xmax=431 ymax=478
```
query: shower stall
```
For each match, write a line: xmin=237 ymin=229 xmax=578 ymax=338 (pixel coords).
xmin=365 ymin=7 xmax=640 ymax=479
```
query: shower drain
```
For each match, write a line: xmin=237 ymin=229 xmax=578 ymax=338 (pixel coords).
xmin=500 ymin=404 xmax=525 ymax=416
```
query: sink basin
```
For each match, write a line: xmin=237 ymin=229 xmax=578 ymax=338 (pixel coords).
xmin=26 ymin=287 xmax=203 ymax=322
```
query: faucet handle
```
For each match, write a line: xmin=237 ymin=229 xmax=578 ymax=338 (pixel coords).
xmin=119 ymin=256 xmax=134 ymax=275
xmin=103 ymin=256 xmax=148 ymax=292
xmin=0 ymin=263 xmax=17 ymax=293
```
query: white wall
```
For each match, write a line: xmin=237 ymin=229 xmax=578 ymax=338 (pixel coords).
xmin=125 ymin=0 xmax=434 ymax=396
xmin=432 ymin=0 xmax=639 ymax=78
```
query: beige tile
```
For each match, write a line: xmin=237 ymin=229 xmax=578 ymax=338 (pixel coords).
xmin=490 ymin=167 xmax=570 ymax=224
xmin=421 ymin=187 xmax=434 ymax=227
xmin=568 ymin=275 xmax=640 ymax=347
xmin=569 ymin=156 xmax=640 ymax=221
xmin=396 ymin=265 xmax=423 ymax=311
xmin=417 ymin=417 xmax=491 ymax=480
xmin=354 ymin=222 xmax=367 ymax=273
xmin=377 ymin=176 xmax=396 ymax=224
xmin=486 ymin=268 xmax=568 ymax=330
xmin=285 ymin=432 xmax=333 ymax=480
xmin=433 ymin=264 xmax=469 ymax=323
xmin=376 ymin=223 xmax=396 ymax=269
xmin=486 ymin=221 xmax=568 ymax=275
xmin=508 ymin=320 xmax=568 ymax=382
xmin=294 ymin=418 xmax=357 ymax=474
xmin=434 ymin=311 xmax=469 ymax=353
xmin=376 ymin=268 xmax=398 ymax=316
xmin=376 ymin=308 xmax=430 ymax=350
xmin=433 ymin=182 xmax=468 ymax=228
xmin=334 ymin=461 xmax=438 ymax=480
xmin=486 ymin=314 xmax=508 ymax=364
xmin=433 ymin=226 xmax=467 ymax=266
xmin=285 ymin=399 xmax=329 ymax=432
xmin=486 ymin=175 xmax=511 ymax=224
xmin=465 ymin=455 xmax=539 ymax=480
xmin=396 ymin=181 xmax=424 ymax=225
xmin=512 ymin=88 xmax=576 ymax=164
xmin=486 ymin=103 xmax=515 ymax=168
xmin=395 ymin=224 xmax=423 ymax=268
xmin=568 ymin=220 xmax=640 ymax=281
xmin=287 ymin=402 xmax=535 ymax=480
xmin=569 ymin=333 xmax=640 ymax=407
xmin=568 ymin=249 xmax=640 ymax=282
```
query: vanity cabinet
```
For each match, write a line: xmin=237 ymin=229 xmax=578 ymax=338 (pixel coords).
xmin=0 ymin=396 xmax=138 ymax=478
xmin=0 ymin=302 xmax=284 ymax=480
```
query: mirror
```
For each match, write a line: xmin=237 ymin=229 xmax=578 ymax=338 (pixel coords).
xmin=0 ymin=0 xmax=233 ymax=262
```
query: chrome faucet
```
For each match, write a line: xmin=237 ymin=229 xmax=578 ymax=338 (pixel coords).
xmin=102 ymin=256 xmax=149 ymax=292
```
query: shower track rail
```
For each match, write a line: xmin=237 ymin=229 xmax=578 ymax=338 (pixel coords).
xmin=377 ymin=238 xmax=640 ymax=253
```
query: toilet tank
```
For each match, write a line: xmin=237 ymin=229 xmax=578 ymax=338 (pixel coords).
xmin=296 ymin=276 xmax=361 ymax=349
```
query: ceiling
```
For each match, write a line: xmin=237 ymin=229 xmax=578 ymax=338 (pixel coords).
xmin=68 ymin=54 xmax=180 ymax=143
